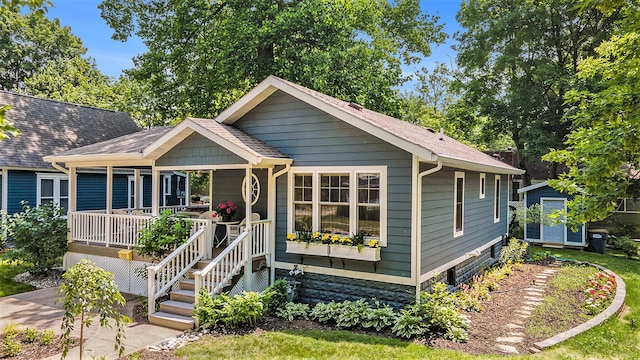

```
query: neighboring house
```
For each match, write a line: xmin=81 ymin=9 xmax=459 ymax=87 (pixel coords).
xmin=0 ymin=91 xmax=185 ymax=215
xmin=45 ymin=76 xmax=522 ymax=329
xmin=517 ymin=182 xmax=586 ymax=247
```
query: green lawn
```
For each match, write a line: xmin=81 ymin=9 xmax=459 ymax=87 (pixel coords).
xmin=0 ymin=258 xmax=35 ymax=297
xmin=176 ymin=247 xmax=640 ymax=360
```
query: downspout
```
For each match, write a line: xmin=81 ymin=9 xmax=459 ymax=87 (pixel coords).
xmin=51 ymin=161 xmax=69 ymax=174
xmin=268 ymin=164 xmax=291 ymax=283
xmin=414 ymin=160 xmax=442 ymax=299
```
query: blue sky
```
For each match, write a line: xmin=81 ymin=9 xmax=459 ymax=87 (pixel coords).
xmin=47 ymin=0 xmax=462 ymax=89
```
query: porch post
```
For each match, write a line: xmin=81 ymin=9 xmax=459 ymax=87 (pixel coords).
xmin=267 ymin=167 xmax=276 ymax=283
xmin=133 ymin=169 xmax=141 ymax=209
xmin=106 ymin=166 xmax=113 ymax=246
xmin=151 ymin=164 xmax=160 ymax=216
xmin=208 ymin=170 xmax=214 ymax=211
xmin=106 ymin=166 xmax=113 ymax=213
xmin=243 ymin=166 xmax=253 ymax=292
xmin=68 ymin=167 xmax=77 ymax=213
xmin=185 ymin=171 xmax=191 ymax=205
xmin=1 ymin=168 xmax=7 ymax=239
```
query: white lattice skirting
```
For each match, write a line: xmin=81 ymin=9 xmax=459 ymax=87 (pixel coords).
xmin=229 ymin=269 xmax=270 ymax=296
xmin=64 ymin=252 xmax=151 ymax=296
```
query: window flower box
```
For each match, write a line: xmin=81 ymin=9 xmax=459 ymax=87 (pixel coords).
xmin=286 ymin=241 xmax=329 ymax=256
xmin=329 ymin=244 xmax=381 ymax=261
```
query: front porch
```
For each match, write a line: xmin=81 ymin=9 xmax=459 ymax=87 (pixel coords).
xmin=65 ymin=206 xmax=273 ymax=329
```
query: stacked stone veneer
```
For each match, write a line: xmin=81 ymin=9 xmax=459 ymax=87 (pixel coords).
xmin=420 ymin=240 xmax=504 ymax=292
xmin=275 ymin=269 xmax=414 ymax=309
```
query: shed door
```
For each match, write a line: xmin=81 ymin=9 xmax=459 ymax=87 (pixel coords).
xmin=541 ymin=199 xmax=565 ymax=245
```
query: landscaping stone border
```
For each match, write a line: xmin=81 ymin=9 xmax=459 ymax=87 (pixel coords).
xmin=531 ymin=258 xmax=626 ymax=352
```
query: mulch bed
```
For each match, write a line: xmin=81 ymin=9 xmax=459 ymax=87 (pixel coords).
xmin=123 ymin=261 xmax=596 ymax=359
xmin=0 ymin=333 xmax=78 ymax=360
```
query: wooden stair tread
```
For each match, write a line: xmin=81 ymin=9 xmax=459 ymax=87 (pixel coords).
xmin=161 ymin=300 xmax=194 ymax=309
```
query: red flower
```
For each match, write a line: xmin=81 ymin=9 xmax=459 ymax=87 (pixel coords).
xmin=219 ymin=203 xmax=227 ymax=209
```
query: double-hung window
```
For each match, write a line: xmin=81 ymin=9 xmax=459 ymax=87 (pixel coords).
xmin=290 ymin=167 xmax=386 ymax=245
xmin=37 ymin=173 xmax=69 ymax=211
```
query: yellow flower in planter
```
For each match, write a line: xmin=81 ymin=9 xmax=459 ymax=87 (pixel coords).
xmin=312 ymin=231 xmax=322 ymax=241
xmin=368 ymin=239 xmax=379 ymax=248
xmin=340 ymin=236 xmax=352 ymax=245
xmin=321 ymin=233 xmax=331 ymax=242
xmin=330 ymin=235 xmax=340 ymax=243
xmin=287 ymin=233 xmax=297 ymax=241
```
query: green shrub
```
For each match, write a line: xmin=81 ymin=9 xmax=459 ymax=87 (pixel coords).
xmin=613 ymin=236 xmax=638 ymax=259
xmin=2 ymin=202 xmax=67 ymax=275
xmin=499 ymin=238 xmax=529 ymax=266
xmin=2 ymin=337 xmax=22 ymax=357
xmin=335 ymin=299 xmax=370 ymax=329
xmin=361 ymin=300 xmax=397 ymax=331
xmin=2 ymin=323 xmax=19 ymax=339
xmin=194 ymin=290 xmax=267 ymax=329
xmin=530 ymin=250 xmax=552 ymax=262
xmin=276 ymin=302 xmax=310 ymax=321
xmin=263 ymin=278 xmax=289 ymax=316
xmin=309 ymin=301 xmax=342 ymax=324
xmin=392 ymin=283 xmax=469 ymax=342
xmin=23 ymin=327 xmax=38 ymax=343
xmin=39 ymin=329 xmax=55 ymax=346
xmin=135 ymin=209 xmax=193 ymax=262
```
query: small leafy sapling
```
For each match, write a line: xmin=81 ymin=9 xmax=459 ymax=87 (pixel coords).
xmin=58 ymin=259 xmax=131 ymax=360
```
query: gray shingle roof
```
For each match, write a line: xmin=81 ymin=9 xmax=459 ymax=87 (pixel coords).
xmin=189 ymin=118 xmax=289 ymax=159
xmin=0 ymin=91 xmax=140 ymax=169
xmin=275 ymin=77 xmax=518 ymax=172
xmin=52 ymin=126 xmax=173 ymax=157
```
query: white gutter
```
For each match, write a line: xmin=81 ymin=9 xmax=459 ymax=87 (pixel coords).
xmin=51 ymin=162 xmax=69 ymax=174
xmin=414 ymin=160 xmax=443 ymax=298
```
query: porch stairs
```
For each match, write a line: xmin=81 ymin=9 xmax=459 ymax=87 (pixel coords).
xmin=148 ymin=258 xmax=244 ymax=330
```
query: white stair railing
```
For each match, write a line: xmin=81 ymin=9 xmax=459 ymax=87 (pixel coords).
xmin=147 ymin=227 xmax=207 ymax=318
xmin=193 ymin=231 xmax=247 ymax=303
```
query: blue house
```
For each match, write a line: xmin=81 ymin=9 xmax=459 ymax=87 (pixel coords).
xmin=45 ymin=77 xmax=523 ymax=329
xmin=0 ymin=91 xmax=185 ymax=216
xmin=517 ymin=182 xmax=586 ymax=247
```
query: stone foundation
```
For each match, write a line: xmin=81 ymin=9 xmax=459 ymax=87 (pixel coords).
xmin=275 ymin=269 xmax=414 ymax=309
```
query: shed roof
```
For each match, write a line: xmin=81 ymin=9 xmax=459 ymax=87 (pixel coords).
xmin=0 ymin=91 xmax=140 ymax=169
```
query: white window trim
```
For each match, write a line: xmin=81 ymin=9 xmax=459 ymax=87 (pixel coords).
xmin=454 ymin=171 xmax=465 ymax=237
xmin=479 ymin=173 xmax=486 ymax=199
xmin=127 ymin=175 xmax=144 ymax=209
xmin=36 ymin=173 xmax=69 ymax=209
xmin=494 ymin=175 xmax=501 ymax=223
xmin=288 ymin=166 xmax=387 ymax=246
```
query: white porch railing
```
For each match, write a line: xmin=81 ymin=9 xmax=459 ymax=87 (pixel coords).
xmin=249 ymin=220 xmax=270 ymax=257
xmin=147 ymin=227 xmax=207 ymax=317
xmin=68 ymin=210 xmax=213 ymax=249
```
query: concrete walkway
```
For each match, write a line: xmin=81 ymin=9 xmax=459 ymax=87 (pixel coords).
xmin=0 ymin=288 xmax=181 ymax=360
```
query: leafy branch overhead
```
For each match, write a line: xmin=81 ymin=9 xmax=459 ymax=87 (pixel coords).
xmin=98 ymin=0 xmax=446 ymax=121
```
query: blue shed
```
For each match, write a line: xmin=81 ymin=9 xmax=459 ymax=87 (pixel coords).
xmin=517 ymin=182 xmax=586 ymax=247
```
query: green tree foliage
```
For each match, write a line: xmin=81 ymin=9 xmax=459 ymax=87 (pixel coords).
xmin=0 ymin=104 xmax=19 ymax=140
xmin=0 ymin=8 xmax=86 ymax=91
xmin=23 ymin=55 xmax=118 ymax=109
xmin=59 ymin=259 xmax=131 ymax=359
xmin=135 ymin=209 xmax=193 ymax=262
xmin=455 ymin=0 xmax=620 ymax=181
xmin=98 ymin=0 xmax=446 ymax=123
xmin=544 ymin=1 xmax=640 ymax=225
xmin=2 ymin=202 xmax=67 ymax=275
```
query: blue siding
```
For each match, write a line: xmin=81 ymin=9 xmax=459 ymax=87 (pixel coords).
xmin=7 ymin=170 xmax=37 ymax=214
xmin=76 ymin=173 xmax=107 ymax=211
xmin=112 ymin=175 xmax=129 ymax=209
xmin=524 ymin=185 xmax=584 ymax=244
xmin=143 ymin=176 xmax=152 ymax=207
xmin=156 ymin=133 xmax=245 ymax=166
xmin=420 ymin=167 xmax=507 ymax=274
xmin=234 ymin=91 xmax=413 ymax=278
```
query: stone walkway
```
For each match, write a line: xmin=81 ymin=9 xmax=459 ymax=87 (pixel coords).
xmin=494 ymin=268 xmax=558 ymax=354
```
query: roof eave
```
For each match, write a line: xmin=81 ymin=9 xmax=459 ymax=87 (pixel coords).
xmin=436 ymin=156 xmax=525 ymax=175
